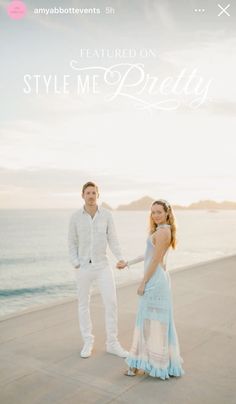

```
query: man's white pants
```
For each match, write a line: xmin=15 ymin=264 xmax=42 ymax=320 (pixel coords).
xmin=75 ymin=264 xmax=118 ymax=345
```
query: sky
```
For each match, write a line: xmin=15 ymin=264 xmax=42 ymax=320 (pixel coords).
xmin=0 ymin=0 xmax=236 ymax=208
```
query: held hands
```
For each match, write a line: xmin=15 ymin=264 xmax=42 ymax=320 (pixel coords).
xmin=116 ymin=260 xmax=128 ymax=270
xmin=137 ymin=280 xmax=146 ymax=296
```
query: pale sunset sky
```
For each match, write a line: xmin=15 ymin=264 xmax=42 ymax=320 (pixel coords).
xmin=0 ymin=0 xmax=236 ymax=208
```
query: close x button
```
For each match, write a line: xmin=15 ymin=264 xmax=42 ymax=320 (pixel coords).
xmin=218 ymin=4 xmax=231 ymax=17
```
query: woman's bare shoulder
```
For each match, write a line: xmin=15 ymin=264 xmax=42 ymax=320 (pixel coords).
xmin=153 ymin=227 xmax=171 ymax=244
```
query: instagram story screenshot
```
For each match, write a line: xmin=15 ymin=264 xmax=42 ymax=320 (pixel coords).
xmin=0 ymin=1 xmax=236 ymax=403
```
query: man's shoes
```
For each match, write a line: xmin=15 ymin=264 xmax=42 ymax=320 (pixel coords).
xmin=106 ymin=341 xmax=129 ymax=358
xmin=80 ymin=341 xmax=93 ymax=359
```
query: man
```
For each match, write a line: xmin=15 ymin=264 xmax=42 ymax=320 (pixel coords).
xmin=68 ymin=181 xmax=128 ymax=359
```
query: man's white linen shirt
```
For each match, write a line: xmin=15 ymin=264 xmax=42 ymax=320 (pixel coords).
xmin=68 ymin=206 xmax=123 ymax=268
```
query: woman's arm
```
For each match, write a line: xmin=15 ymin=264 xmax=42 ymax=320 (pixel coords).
xmin=137 ymin=228 xmax=170 ymax=295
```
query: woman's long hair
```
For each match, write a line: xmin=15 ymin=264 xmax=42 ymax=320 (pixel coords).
xmin=149 ymin=200 xmax=177 ymax=249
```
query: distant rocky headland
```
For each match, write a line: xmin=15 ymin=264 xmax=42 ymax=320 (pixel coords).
xmin=101 ymin=197 xmax=236 ymax=211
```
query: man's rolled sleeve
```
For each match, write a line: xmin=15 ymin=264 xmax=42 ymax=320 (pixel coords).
xmin=68 ymin=214 xmax=80 ymax=268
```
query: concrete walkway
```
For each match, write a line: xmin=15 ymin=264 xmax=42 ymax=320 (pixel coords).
xmin=0 ymin=256 xmax=236 ymax=404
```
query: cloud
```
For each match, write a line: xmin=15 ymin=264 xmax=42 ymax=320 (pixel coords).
xmin=207 ymin=101 xmax=236 ymax=116
xmin=1 ymin=167 xmax=236 ymax=208
xmin=0 ymin=167 xmax=85 ymax=191
xmin=0 ymin=167 xmax=165 ymax=193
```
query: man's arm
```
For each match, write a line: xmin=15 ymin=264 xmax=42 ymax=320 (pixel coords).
xmin=68 ymin=214 xmax=80 ymax=268
xmin=117 ymin=255 xmax=144 ymax=269
xmin=127 ymin=255 xmax=145 ymax=266
xmin=107 ymin=213 xmax=124 ymax=261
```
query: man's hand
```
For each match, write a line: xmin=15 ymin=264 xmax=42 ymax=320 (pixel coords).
xmin=116 ymin=260 xmax=127 ymax=270
xmin=137 ymin=280 xmax=146 ymax=296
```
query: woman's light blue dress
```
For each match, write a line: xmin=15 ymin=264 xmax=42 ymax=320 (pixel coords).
xmin=126 ymin=229 xmax=185 ymax=379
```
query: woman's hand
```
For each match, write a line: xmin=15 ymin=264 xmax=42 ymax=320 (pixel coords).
xmin=116 ymin=260 xmax=127 ymax=270
xmin=137 ymin=280 xmax=146 ymax=296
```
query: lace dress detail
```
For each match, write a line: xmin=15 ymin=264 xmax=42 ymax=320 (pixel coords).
xmin=126 ymin=234 xmax=185 ymax=379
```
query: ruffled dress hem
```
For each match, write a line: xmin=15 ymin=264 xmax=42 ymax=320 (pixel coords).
xmin=126 ymin=356 xmax=185 ymax=380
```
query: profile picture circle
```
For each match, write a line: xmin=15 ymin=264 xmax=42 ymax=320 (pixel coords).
xmin=7 ymin=0 xmax=27 ymax=20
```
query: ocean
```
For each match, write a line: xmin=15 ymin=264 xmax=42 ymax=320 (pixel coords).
xmin=0 ymin=209 xmax=236 ymax=317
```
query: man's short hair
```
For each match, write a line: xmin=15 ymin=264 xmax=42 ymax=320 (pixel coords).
xmin=82 ymin=181 xmax=99 ymax=194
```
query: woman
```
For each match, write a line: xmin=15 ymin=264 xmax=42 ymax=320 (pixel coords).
xmin=117 ymin=200 xmax=185 ymax=380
